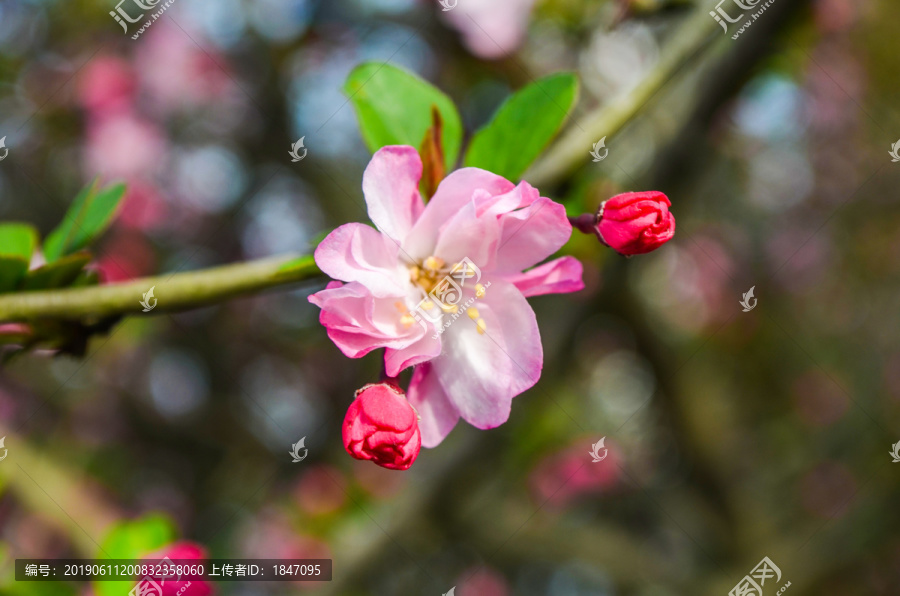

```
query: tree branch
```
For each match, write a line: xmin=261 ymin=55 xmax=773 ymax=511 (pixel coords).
xmin=0 ymin=255 xmax=323 ymax=322
xmin=525 ymin=6 xmax=720 ymax=188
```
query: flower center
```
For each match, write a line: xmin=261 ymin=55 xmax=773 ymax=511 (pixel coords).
xmin=408 ymin=255 xmax=446 ymax=295
xmin=400 ymin=255 xmax=489 ymax=334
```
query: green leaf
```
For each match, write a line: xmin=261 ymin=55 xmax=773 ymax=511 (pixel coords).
xmin=0 ymin=223 xmax=38 ymax=293
xmin=94 ymin=514 xmax=177 ymax=596
xmin=0 ymin=223 xmax=38 ymax=260
xmin=22 ymin=252 xmax=91 ymax=291
xmin=464 ymin=72 xmax=579 ymax=181
xmin=99 ymin=513 xmax=177 ymax=559
xmin=344 ymin=63 xmax=462 ymax=171
xmin=43 ymin=179 xmax=126 ymax=262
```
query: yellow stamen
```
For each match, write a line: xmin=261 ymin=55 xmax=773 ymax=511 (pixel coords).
xmin=440 ymin=303 xmax=458 ymax=314
xmin=421 ymin=300 xmax=434 ymax=310
xmin=400 ymin=314 xmax=416 ymax=328
xmin=475 ymin=283 xmax=485 ymax=298
xmin=423 ymin=256 xmax=444 ymax=271
xmin=476 ymin=318 xmax=487 ymax=335
xmin=467 ymin=307 xmax=480 ymax=320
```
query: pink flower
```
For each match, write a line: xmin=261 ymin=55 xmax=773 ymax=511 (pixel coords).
xmin=596 ymin=191 xmax=675 ymax=255
xmin=309 ymin=146 xmax=584 ymax=447
xmin=342 ymin=383 xmax=421 ymax=470
xmin=441 ymin=0 xmax=538 ymax=59
xmin=529 ymin=439 xmax=620 ymax=509
xmin=136 ymin=23 xmax=232 ymax=112
xmin=84 ymin=113 xmax=167 ymax=179
xmin=76 ymin=56 xmax=136 ymax=115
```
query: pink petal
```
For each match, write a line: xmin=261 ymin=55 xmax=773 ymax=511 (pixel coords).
xmin=504 ymin=256 xmax=584 ymax=297
xmin=431 ymin=280 xmax=542 ymax=429
xmin=441 ymin=0 xmax=538 ymax=59
xmin=404 ymin=167 xmax=514 ymax=260
xmin=432 ymin=200 xmax=501 ymax=271
xmin=362 ymin=146 xmax=425 ymax=244
xmin=308 ymin=282 xmax=430 ymax=359
xmin=314 ymin=223 xmax=408 ymax=298
xmin=407 ymin=362 xmax=460 ymax=448
xmin=384 ymin=332 xmax=442 ymax=377
xmin=476 ymin=180 xmax=540 ymax=217
xmin=494 ymin=196 xmax=572 ymax=273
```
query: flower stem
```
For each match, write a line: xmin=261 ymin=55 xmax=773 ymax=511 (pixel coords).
xmin=568 ymin=213 xmax=599 ymax=236
xmin=0 ymin=255 xmax=323 ymax=322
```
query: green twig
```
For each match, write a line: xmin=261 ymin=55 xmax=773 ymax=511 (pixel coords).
xmin=524 ymin=6 xmax=720 ymax=188
xmin=0 ymin=255 xmax=323 ymax=322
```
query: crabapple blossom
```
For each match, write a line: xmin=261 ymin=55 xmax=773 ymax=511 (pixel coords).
xmin=309 ymin=146 xmax=583 ymax=448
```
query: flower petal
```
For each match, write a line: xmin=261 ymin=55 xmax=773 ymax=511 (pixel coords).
xmin=431 ymin=280 xmax=542 ymax=429
xmin=362 ymin=146 xmax=425 ymax=244
xmin=314 ymin=223 xmax=408 ymax=297
xmin=494 ymin=196 xmax=572 ymax=273
xmin=432 ymin=200 xmax=501 ymax=270
xmin=503 ymin=256 xmax=584 ymax=297
xmin=407 ymin=362 xmax=460 ymax=448
xmin=385 ymin=332 xmax=442 ymax=377
xmin=476 ymin=180 xmax=540 ymax=217
xmin=404 ymin=167 xmax=514 ymax=259
xmin=308 ymin=282 xmax=429 ymax=359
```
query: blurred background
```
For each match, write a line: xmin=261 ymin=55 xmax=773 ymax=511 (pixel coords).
xmin=1 ymin=0 xmax=900 ymax=594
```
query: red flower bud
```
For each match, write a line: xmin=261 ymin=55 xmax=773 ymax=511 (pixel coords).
xmin=342 ymin=383 xmax=421 ymax=471
xmin=145 ymin=541 xmax=213 ymax=596
xmin=596 ymin=191 xmax=675 ymax=255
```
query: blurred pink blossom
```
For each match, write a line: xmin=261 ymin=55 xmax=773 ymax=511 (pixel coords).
xmin=529 ymin=438 xmax=621 ymax=509
xmin=77 ymin=56 xmax=136 ymax=115
xmin=136 ymin=23 xmax=232 ymax=111
xmin=85 ymin=112 xmax=167 ymax=179
xmin=91 ymin=233 xmax=157 ymax=283
xmin=814 ymin=0 xmax=861 ymax=33
xmin=441 ymin=0 xmax=537 ymax=59
xmin=116 ymin=180 xmax=169 ymax=230
xmin=455 ymin=566 xmax=510 ymax=596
